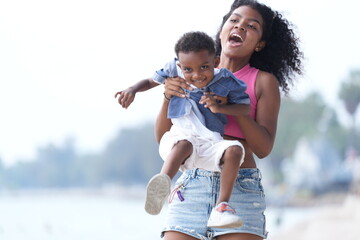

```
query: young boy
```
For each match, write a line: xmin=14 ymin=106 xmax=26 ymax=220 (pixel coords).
xmin=115 ymin=31 xmax=249 ymax=228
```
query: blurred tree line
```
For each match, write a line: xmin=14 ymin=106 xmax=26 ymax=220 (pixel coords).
xmin=0 ymin=70 xmax=359 ymax=190
xmin=0 ymin=124 xmax=162 ymax=189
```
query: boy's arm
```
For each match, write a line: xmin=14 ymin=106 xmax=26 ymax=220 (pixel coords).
xmin=127 ymin=78 xmax=159 ymax=92
xmin=115 ymin=78 xmax=160 ymax=109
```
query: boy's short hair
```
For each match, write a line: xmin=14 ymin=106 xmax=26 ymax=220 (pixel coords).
xmin=175 ymin=31 xmax=216 ymax=57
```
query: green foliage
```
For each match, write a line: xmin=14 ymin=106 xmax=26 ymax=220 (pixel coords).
xmin=101 ymin=123 xmax=162 ymax=184
xmin=323 ymin=110 xmax=350 ymax=155
xmin=272 ymin=92 xmax=327 ymax=161
xmin=1 ymin=123 xmax=162 ymax=189
xmin=338 ymin=70 xmax=360 ymax=116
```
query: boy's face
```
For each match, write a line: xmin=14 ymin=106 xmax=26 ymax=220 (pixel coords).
xmin=177 ymin=50 xmax=219 ymax=89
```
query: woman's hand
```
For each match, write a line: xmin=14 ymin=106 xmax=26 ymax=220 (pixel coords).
xmin=164 ymin=77 xmax=193 ymax=99
xmin=199 ymin=91 xmax=228 ymax=105
xmin=199 ymin=92 xmax=221 ymax=113
xmin=200 ymin=91 xmax=251 ymax=116
xmin=214 ymin=95 xmax=228 ymax=105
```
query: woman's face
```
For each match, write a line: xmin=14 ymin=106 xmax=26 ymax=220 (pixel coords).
xmin=220 ymin=6 xmax=265 ymax=59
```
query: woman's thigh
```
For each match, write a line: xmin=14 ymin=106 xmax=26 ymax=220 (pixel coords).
xmin=217 ymin=233 xmax=263 ymax=240
xmin=164 ymin=231 xmax=263 ymax=240
xmin=163 ymin=231 xmax=199 ymax=240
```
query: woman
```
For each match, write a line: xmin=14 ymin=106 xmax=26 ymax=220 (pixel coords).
xmin=155 ymin=0 xmax=303 ymax=239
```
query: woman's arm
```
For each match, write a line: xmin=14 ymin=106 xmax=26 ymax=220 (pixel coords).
xmin=155 ymin=98 xmax=171 ymax=143
xmin=154 ymin=77 xmax=193 ymax=143
xmin=237 ymin=71 xmax=280 ymax=159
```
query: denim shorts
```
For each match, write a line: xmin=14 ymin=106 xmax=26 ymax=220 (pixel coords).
xmin=161 ymin=168 xmax=268 ymax=239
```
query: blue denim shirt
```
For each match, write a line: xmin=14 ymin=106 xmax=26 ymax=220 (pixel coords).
xmin=153 ymin=59 xmax=249 ymax=136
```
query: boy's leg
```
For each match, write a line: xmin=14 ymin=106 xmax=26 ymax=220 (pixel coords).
xmin=218 ymin=145 xmax=242 ymax=203
xmin=161 ymin=140 xmax=193 ymax=179
xmin=207 ymin=145 xmax=243 ymax=228
xmin=145 ymin=140 xmax=193 ymax=215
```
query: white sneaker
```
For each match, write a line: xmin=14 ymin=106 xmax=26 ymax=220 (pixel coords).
xmin=145 ymin=173 xmax=171 ymax=215
xmin=207 ymin=202 xmax=243 ymax=228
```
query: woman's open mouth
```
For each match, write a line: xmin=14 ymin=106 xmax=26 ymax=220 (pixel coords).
xmin=228 ymin=33 xmax=244 ymax=46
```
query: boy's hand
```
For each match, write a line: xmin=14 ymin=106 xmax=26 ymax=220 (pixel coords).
xmin=114 ymin=88 xmax=136 ymax=109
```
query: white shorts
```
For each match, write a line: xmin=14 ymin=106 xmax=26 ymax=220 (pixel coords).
xmin=159 ymin=113 xmax=244 ymax=172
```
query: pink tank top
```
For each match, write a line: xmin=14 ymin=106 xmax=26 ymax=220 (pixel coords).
xmin=224 ymin=64 xmax=259 ymax=139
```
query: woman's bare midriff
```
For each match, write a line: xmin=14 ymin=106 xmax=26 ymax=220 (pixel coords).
xmin=224 ymin=135 xmax=257 ymax=168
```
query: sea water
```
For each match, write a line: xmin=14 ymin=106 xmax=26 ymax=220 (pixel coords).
xmin=0 ymin=190 xmax=315 ymax=240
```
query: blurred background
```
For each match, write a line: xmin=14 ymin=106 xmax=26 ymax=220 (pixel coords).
xmin=0 ymin=0 xmax=359 ymax=239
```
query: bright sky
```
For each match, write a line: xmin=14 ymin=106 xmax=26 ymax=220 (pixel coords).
xmin=1 ymin=0 xmax=359 ymax=166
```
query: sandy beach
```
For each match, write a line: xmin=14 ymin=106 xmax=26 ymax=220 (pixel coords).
xmin=268 ymin=194 xmax=360 ymax=240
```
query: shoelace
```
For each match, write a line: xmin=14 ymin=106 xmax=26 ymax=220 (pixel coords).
xmin=216 ymin=203 xmax=236 ymax=213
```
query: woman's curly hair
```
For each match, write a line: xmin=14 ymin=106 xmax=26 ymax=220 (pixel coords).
xmin=215 ymin=0 xmax=304 ymax=93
